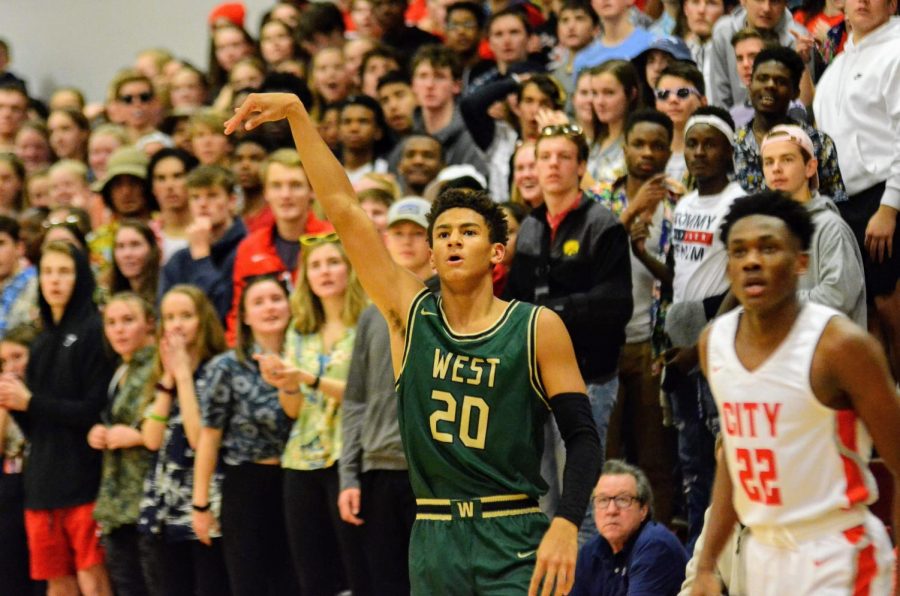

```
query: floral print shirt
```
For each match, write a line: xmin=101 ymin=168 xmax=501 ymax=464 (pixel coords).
xmin=94 ymin=346 xmax=156 ymax=534
xmin=734 ymin=117 xmax=848 ymax=203
xmin=0 ymin=265 xmax=37 ymax=339
xmin=591 ymin=179 xmax=675 ymax=358
xmin=138 ymin=361 xmax=223 ymax=543
xmin=201 ymin=347 xmax=294 ymax=466
xmin=587 ymin=138 xmax=626 ymax=188
xmin=281 ymin=326 xmax=356 ymax=471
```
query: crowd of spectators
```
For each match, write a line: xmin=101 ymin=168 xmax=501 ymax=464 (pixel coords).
xmin=0 ymin=0 xmax=897 ymax=593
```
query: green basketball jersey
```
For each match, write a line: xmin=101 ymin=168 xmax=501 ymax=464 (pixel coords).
xmin=396 ymin=289 xmax=551 ymax=500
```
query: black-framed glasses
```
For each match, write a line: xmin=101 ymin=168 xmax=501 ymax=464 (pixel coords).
xmin=654 ymin=87 xmax=700 ymax=101
xmin=539 ymin=123 xmax=585 ymax=139
xmin=119 ymin=91 xmax=154 ymax=105
xmin=594 ymin=494 xmax=639 ymax=510
xmin=299 ymin=231 xmax=340 ymax=247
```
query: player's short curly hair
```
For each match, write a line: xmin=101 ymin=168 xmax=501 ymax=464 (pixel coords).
xmin=719 ymin=191 xmax=814 ymax=251
xmin=427 ymin=188 xmax=509 ymax=246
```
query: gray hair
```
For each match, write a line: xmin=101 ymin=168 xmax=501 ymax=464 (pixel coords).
xmin=600 ymin=459 xmax=655 ymax=518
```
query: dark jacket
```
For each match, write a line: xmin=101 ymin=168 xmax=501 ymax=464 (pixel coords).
xmin=16 ymin=245 xmax=115 ymax=510
xmin=339 ymin=305 xmax=406 ymax=491
xmin=159 ymin=219 xmax=247 ymax=322
xmin=572 ymin=520 xmax=688 ymax=596
xmin=382 ymin=26 xmax=442 ymax=68
xmin=504 ymin=195 xmax=633 ymax=382
xmin=459 ymin=76 xmax=520 ymax=152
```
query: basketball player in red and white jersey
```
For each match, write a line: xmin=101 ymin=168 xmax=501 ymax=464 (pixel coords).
xmin=692 ymin=191 xmax=900 ymax=596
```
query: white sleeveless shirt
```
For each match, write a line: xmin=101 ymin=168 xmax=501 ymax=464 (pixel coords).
xmin=707 ymin=303 xmax=878 ymax=530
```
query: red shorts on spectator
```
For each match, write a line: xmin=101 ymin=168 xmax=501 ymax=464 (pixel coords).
xmin=24 ymin=502 xmax=105 ymax=580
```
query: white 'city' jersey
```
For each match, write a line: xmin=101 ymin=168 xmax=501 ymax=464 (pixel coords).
xmin=707 ymin=303 xmax=878 ymax=529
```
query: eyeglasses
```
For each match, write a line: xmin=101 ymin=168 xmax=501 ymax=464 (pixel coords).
xmin=654 ymin=87 xmax=700 ymax=101
xmin=119 ymin=91 xmax=154 ymax=105
xmin=299 ymin=231 xmax=340 ymax=247
xmin=540 ymin=123 xmax=585 ymax=139
xmin=594 ymin=494 xmax=639 ymax=510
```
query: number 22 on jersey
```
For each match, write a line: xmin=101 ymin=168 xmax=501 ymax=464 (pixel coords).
xmin=735 ymin=447 xmax=782 ymax=505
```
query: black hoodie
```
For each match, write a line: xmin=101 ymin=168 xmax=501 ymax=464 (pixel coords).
xmin=15 ymin=244 xmax=115 ymax=510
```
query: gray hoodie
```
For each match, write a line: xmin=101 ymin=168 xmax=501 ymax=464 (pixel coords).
xmin=404 ymin=107 xmax=491 ymax=183
xmin=800 ymin=193 xmax=867 ymax=327
xmin=665 ymin=193 xmax=866 ymax=347
xmin=708 ymin=7 xmax=809 ymax=108
xmin=339 ymin=305 xmax=407 ymax=490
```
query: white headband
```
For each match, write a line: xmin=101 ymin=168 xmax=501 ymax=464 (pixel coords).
xmin=685 ymin=115 xmax=735 ymax=146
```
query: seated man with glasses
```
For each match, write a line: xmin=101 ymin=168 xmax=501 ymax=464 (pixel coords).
xmin=572 ymin=460 xmax=688 ymax=596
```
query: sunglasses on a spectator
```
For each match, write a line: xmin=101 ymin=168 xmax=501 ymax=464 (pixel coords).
xmin=654 ymin=87 xmax=700 ymax=101
xmin=119 ymin=91 xmax=154 ymax=105
xmin=299 ymin=231 xmax=340 ymax=247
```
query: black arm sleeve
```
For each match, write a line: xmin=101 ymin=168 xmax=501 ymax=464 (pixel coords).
xmin=550 ymin=392 xmax=602 ymax=527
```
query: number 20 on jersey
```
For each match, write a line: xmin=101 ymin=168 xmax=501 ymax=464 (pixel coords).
xmin=429 ymin=390 xmax=490 ymax=450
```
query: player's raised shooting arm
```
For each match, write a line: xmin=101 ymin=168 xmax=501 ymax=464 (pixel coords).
xmin=225 ymin=93 xmax=425 ymax=320
xmin=818 ymin=319 xmax=900 ymax=554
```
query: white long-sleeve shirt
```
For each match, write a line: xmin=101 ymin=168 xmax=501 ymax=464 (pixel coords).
xmin=814 ymin=17 xmax=900 ymax=209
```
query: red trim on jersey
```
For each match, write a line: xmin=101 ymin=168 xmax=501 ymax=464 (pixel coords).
xmin=843 ymin=524 xmax=877 ymax=596
xmin=836 ymin=410 xmax=870 ymax=506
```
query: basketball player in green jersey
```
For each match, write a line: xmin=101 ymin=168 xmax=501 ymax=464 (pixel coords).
xmin=230 ymin=93 xmax=602 ymax=596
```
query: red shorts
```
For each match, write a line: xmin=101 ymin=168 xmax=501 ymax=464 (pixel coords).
xmin=24 ymin=502 xmax=105 ymax=580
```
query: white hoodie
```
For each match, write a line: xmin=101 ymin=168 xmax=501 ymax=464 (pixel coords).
xmin=814 ymin=17 xmax=900 ymax=208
